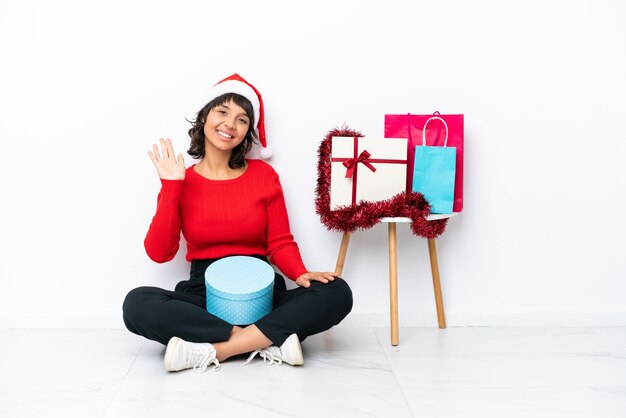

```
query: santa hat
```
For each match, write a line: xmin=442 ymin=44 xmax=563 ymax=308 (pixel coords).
xmin=204 ymin=73 xmax=271 ymax=159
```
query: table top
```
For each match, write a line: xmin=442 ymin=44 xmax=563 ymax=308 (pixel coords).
xmin=379 ymin=212 xmax=460 ymax=223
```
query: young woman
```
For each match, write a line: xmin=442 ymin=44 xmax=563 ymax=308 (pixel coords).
xmin=122 ymin=74 xmax=353 ymax=372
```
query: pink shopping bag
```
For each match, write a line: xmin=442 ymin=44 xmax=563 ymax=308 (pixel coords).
xmin=384 ymin=111 xmax=464 ymax=212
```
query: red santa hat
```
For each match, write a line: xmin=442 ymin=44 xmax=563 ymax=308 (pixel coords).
xmin=204 ymin=73 xmax=271 ymax=159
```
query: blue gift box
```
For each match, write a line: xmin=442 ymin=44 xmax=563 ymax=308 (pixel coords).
xmin=204 ymin=256 xmax=275 ymax=325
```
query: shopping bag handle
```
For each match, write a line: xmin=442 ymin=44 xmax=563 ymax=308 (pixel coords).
xmin=422 ymin=116 xmax=449 ymax=147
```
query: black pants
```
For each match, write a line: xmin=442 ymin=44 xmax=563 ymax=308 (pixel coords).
xmin=122 ymin=256 xmax=353 ymax=346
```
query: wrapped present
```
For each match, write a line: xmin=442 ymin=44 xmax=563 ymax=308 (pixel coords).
xmin=330 ymin=136 xmax=408 ymax=210
xmin=205 ymin=256 xmax=275 ymax=325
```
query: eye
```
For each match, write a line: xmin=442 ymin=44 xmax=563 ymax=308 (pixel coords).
xmin=218 ymin=110 xmax=227 ymax=115
xmin=238 ymin=118 xmax=249 ymax=125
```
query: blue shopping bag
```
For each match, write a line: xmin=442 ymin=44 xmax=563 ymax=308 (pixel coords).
xmin=412 ymin=116 xmax=456 ymax=214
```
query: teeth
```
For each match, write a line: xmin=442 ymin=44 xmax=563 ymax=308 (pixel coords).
xmin=218 ymin=131 xmax=233 ymax=139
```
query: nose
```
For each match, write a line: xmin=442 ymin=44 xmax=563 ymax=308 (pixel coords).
xmin=224 ymin=115 xmax=239 ymax=129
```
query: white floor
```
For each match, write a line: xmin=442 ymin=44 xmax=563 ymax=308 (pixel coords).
xmin=1 ymin=326 xmax=626 ymax=418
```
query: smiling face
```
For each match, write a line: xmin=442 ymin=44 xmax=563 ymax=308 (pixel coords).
xmin=203 ymin=99 xmax=252 ymax=155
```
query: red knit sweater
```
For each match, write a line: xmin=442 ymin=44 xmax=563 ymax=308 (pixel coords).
xmin=144 ymin=159 xmax=308 ymax=281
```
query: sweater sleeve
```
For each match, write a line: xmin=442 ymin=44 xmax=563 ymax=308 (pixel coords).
xmin=265 ymin=173 xmax=308 ymax=281
xmin=144 ymin=179 xmax=183 ymax=263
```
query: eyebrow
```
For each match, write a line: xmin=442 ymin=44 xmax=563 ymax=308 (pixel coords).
xmin=216 ymin=104 xmax=250 ymax=119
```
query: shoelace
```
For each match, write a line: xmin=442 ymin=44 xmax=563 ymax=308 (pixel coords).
xmin=185 ymin=344 xmax=221 ymax=372
xmin=244 ymin=346 xmax=283 ymax=366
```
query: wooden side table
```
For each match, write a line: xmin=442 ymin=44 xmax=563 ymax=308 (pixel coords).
xmin=334 ymin=214 xmax=457 ymax=345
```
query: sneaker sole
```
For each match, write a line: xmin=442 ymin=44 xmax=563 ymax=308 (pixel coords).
xmin=163 ymin=336 xmax=182 ymax=371
xmin=282 ymin=334 xmax=304 ymax=366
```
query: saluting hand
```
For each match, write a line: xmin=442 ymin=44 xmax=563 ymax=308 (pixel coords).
xmin=148 ymin=138 xmax=186 ymax=180
xmin=296 ymin=271 xmax=338 ymax=288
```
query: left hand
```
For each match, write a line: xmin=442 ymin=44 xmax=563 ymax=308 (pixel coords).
xmin=295 ymin=271 xmax=338 ymax=288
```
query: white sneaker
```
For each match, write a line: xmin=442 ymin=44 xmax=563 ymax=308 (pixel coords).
xmin=244 ymin=333 xmax=303 ymax=366
xmin=163 ymin=336 xmax=221 ymax=372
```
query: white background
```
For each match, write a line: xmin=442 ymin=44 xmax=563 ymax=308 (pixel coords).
xmin=1 ymin=0 xmax=624 ymax=328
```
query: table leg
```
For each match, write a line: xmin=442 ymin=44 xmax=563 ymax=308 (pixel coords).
xmin=427 ymin=238 xmax=447 ymax=329
xmin=335 ymin=232 xmax=351 ymax=277
xmin=388 ymin=223 xmax=399 ymax=345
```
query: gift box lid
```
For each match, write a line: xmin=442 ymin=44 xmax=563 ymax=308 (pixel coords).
xmin=204 ymin=256 xmax=275 ymax=301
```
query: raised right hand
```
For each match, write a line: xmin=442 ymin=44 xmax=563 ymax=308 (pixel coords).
xmin=148 ymin=138 xmax=186 ymax=180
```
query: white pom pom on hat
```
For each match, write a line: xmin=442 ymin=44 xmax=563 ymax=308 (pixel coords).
xmin=203 ymin=73 xmax=271 ymax=159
